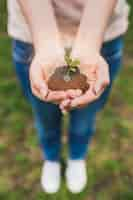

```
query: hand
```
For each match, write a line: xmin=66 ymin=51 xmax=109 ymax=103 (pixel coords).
xmin=60 ymin=52 xmax=110 ymax=111
xmin=30 ymin=46 xmax=82 ymax=104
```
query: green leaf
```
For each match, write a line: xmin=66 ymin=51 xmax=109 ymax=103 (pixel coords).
xmin=70 ymin=66 xmax=77 ymax=72
xmin=65 ymin=55 xmax=72 ymax=66
xmin=71 ymin=59 xmax=80 ymax=67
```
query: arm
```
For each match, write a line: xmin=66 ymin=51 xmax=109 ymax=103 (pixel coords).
xmin=17 ymin=0 xmax=79 ymax=104
xmin=17 ymin=0 xmax=69 ymax=102
xmin=61 ymin=0 xmax=117 ymax=111
xmin=72 ymin=0 xmax=117 ymax=55
xmin=18 ymin=0 xmax=62 ymax=53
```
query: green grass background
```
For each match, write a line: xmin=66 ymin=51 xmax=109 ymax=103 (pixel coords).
xmin=0 ymin=1 xmax=133 ymax=199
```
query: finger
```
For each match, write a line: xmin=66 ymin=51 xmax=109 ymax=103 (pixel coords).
xmin=94 ymin=78 xmax=110 ymax=95
xmin=46 ymin=91 xmax=67 ymax=102
xmin=70 ymin=86 xmax=96 ymax=108
xmin=31 ymin=79 xmax=48 ymax=100
xmin=98 ymin=87 xmax=105 ymax=97
xmin=39 ymin=83 xmax=49 ymax=99
xmin=59 ymin=99 xmax=71 ymax=110
xmin=101 ymin=79 xmax=110 ymax=89
xmin=94 ymin=64 xmax=110 ymax=95
xmin=59 ymin=89 xmax=83 ymax=110
xmin=31 ymin=85 xmax=43 ymax=101
xmin=30 ymin=67 xmax=48 ymax=100
xmin=66 ymin=89 xmax=82 ymax=99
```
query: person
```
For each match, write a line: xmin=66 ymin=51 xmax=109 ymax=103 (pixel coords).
xmin=7 ymin=0 xmax=129 ymax=194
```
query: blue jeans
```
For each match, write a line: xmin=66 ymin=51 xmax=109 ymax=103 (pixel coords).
xmin=12 ymin=36 xmax=123 ymax=161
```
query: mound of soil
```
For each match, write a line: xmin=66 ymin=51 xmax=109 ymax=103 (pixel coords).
xmin=48 ymin=66 xmax=89 ymax=93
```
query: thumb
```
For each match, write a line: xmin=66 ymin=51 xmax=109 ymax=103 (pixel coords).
xmin=94 ymin=79 xmax=102 ymax=95
xmin=30 ymin=59 xmax=48 ymax=99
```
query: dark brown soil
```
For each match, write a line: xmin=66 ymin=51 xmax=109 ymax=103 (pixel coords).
xmin=48 ymin=66 xmax=89 ymax=93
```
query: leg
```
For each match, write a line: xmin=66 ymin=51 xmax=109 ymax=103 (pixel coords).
xmin=69 ymin=107 xmax=96 ymax=160
xmin=12 ymin=39 xmax=62 ymax=161
xmin=69 ymin=36 xmax=124 ymax=160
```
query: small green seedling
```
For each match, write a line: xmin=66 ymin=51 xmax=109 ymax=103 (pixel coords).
xmin=64 ymin=48 xmax=80 ymax=76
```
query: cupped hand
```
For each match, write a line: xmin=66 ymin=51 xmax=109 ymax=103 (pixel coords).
xmin=29 ymin=47 xmax=82 ymax=104
xmin=60 ymin=53 xmax=110 ymax=111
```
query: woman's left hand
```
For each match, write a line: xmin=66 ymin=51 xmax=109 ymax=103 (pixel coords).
xmin=60 ymin=52 xmax=110 ymax=111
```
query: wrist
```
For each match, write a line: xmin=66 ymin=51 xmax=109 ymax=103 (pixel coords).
xmin=34 ymin=45 xmax=65 ymax=66
xmin=33 ymin=30 xmax=63 ymax=52
xmin=35 ymin=40 xmax=64 ymax=57
xmin=35 ymin=40 xmax=62 ymax=52
xmin=71 ymin=43 xmax=100 ymax=61
xmin=72 ymin=34 xmax=103 ymax=57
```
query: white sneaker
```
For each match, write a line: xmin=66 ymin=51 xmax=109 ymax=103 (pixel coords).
xmin=41 ymin=161 xmax=61 ymax=193
xmin=66 ymin=159 xmax=87 ymax=193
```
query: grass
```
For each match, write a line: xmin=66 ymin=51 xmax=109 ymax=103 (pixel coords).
xmin=0 ymin=1 xmax=133 ymax=199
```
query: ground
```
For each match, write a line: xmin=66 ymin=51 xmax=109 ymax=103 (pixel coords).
xmin=0 ymin=1 xmax=133 ymax=199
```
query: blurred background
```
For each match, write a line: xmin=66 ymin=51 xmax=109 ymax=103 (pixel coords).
xmin=0 ymin=1 xmax=133 ymax=199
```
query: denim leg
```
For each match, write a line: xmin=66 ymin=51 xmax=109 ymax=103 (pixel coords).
xmin=69 ymin=107 xmax=96 ymax=160
xmin=69 ymin=36 xmax=124 ymax=160
xmin=31 ymin=98 xmax=62 ymax=161
xmin=12 ymin=40 xmax=62 ymax=161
